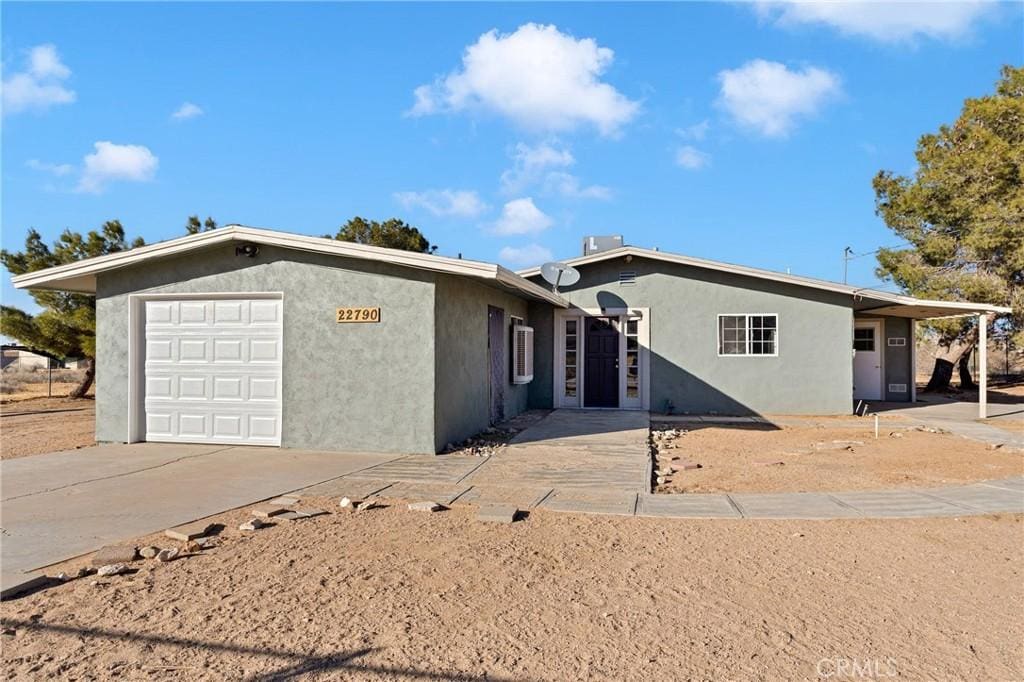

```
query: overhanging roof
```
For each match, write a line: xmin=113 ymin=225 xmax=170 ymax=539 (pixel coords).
xmin=11 ymin=225 xmax=569 ymax=307
xmin=516 ymin=245 xmax=1010 ymax=318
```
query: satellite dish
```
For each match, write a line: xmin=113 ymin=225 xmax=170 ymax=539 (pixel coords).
xmin=540 ymin=261 xmax=581 ymax=292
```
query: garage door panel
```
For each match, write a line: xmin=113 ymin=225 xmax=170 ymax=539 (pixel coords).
xmin=214 ymin=301 xmax=245 ymax=324
xmin=179 ymin=301 xmax=209 ymax=324
xmin=250 ymin=300 xmax=280 ymax=324
xmin=147 ymin=339 xmax=174 ymax=362
xmin=179 ymin=338 xmax=210 ymax=362
xmin=144 ymin=297 xmax=281 ymax=446
xmin=213 ymin=339 xmax=245 ymax=362
xmin=250 ymin=338 xmax=279 ymax=362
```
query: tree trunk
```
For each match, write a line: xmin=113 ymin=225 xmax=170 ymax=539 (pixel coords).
xmin=958 ymin=348 xmax=976 ymax=390
xmin=69 ymin=358 xmax=95 ymax=398
xmin=924 ymin=340 xmax=975 ymax=392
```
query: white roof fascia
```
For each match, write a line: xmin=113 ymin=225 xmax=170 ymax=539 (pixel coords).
xmin=11 ymin=225 xmax=568 ymax=307
xmin=516 ymin=246 xmax=1008 ymax=315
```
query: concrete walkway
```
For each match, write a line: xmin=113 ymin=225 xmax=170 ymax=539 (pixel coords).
xmin=1 ymin=443 xmax=398 ymax=582
xmin=867 ymin=398 xmax=1024 ymax=451
xmin=303 ymin=409 xmax=1024 ymax=520
xmin=305 ymin=409 xmax=653 ymax=510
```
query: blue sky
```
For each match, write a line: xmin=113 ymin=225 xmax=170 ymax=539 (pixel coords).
xmin=3 ymin=2 xmax=1022 ymax=314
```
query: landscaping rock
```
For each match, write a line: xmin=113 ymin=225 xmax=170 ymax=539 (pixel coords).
xmin=139 ymin=546 xmax=160 ymax=559
xmin=251 ymin=505 xmax=287 ymax=519
xmin=355 ymin=498 xmax=381 ymax=512
xmin=477 ymin=503 xmax=519 ymax=524
xmin=96 ymin=564 xmax=129 ymax=577
xmin=238 ymin=518 xmax=266 ymax=531
xmin=269 ymin=496 xmax=300 ymax=506
xmin=156 ymin=548 xmax=179 ymax=563
xmin=276 ymin=509 xmax=328 ymax=521
xmin=165 ymin=521 xmax=215 ymax=542
xmin=91 ymin=545 xmax=138 ymax=566
xmin=339 ymin=496 xmax=358 ymax=510
xmin=408 ymin=501 xmax=445 ymax=512
xmin=656 ymin=476 xmax=666 ymax=485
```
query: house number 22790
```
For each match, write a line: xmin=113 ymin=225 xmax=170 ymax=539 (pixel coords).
xmin=336 ymin=307 xmax=381 ymax=323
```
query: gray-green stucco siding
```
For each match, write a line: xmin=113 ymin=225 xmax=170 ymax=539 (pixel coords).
xmin=433 ymin=275 xmax=531 ymax=451
xmin=96 ymin=244 xmax=437 ymax=453
xmin=530 ymin=257 xmax=856 ymax=415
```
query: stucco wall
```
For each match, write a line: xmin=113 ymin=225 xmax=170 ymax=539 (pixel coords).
xmin=96 ymin=244 xmax=437 ymax=453
xmin=531 ymin=256 xmax=855 ymax=415
xmin=526 ymin=301 xmax=555 ymax=409
xmin=883 ymin=317 xmax=912 ymax=401
xmin=433 ymin=274 xmax=531 ymax=450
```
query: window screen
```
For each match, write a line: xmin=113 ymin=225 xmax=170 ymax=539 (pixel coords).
xmin=719 ymin=315 xmax=777 ymax=356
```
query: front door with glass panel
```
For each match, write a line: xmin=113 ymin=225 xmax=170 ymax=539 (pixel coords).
xmin=853 ymin=321 xmax=883 ymax=400
xmin=584 ymin=317 xmax=619 ymax=407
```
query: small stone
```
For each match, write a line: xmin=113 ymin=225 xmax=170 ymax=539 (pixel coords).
xmin=139 ymin=546 xmax=160 ymax=559
xmin=990 ymin=443 xmax=1004 ymax=450
xmin=656 ymin=476 xmax=666 ymax=485
xmin=477 ymin=503 xmax=518 ymax=523
xmin=56 ymin=572 xmax=70 ymax=582
xmin=96 ymin=564 xmax=129 ymax=577
xmin=2 ymin=628 xmax=15 ymax=637
xmin=251 ymin=505 xmax=287 ymax=519
xmin=889 ymin=432 xmax=903 ymax=438
xmin=91 ymin=545 xmax=138 ymax=566
xmin=408 ymin=501 xmax=444 ymax=512
xmin=75 ymin=567 xmax=94 ymax=578
xmin=276 ymin=509 xmax=327 ymax=521
xmin=269 ymin=496 xmax=300 ymax=506
xmin=356 ymin=498 xmax=380 ymax=512
xmin=678 ymin=461 xmax=701 ymax=470
xmin=754 ymin=460 xmax=785 ymax=467
xmin=165 ymin=521 xmax=214 ymax=542
xmin=239 ymin=518 xmax=266 ymax=531
xmin=156 ymin=548 xmax=179 ymax=562
xmin=791 ymin=532 xmax=804 ymax=538
xmin=339 ymin=497 xmax=358 ymax=509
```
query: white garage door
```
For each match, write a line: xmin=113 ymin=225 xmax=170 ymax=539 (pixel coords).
xmin=144 ymin=298 xmax=283 ymax=446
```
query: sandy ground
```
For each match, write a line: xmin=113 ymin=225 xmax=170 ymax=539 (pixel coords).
xmin=653 ymin=422 xmax=1024 ymax=494
xmin=1 ymin=502 xmax=1021 ymax=681
xmin=0 ymin=397 xmax=96 ymax=459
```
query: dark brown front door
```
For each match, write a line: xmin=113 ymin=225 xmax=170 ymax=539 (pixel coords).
xmin=488 ymin=306 xmax=505 ymax=424
xmin=584 ymin=317 xmax=619 ymax=408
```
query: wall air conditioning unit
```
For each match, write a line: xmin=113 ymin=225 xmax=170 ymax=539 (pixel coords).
xmin=512 ymin=325 xmax=534 ymax=384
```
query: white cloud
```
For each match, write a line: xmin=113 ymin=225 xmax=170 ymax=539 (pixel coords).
xmin=171 ymin=102 xmax=204 ymax=120
xmin=26 ymin=159 xmax=74 ymax=177
xmin=492 ymin=198 xmax=554 ymax=235
xmin=498 ymin=243 xmax=554 ymax=267
xmin=500 ymin=141 xmax=611 ymax=200
xmin=543 ymin=172 xmax=612 ymax=199
xmin=677 ymin=120 xmax=710 ymax=141
xmin=77 ymin=141 xmax=159 ymax=194
xmin=2 ymin=44 xmax=76 ymax=115
xmin=408 ymin=23 xmax=639 ymax=136
xmin=717 ymin=59 xmax=842 ymax=137
xmin=675 ymin=146 xmax=711 ymax=170
xmin=394 ymin=189 xmax=489 ymax=218
xmin=754 ymin=1 xmax=994 ymax=43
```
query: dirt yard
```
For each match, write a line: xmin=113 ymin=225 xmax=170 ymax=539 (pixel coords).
xmin=1 ymin=502 xmax=1021 ymax=680
xmin=0 ymin=397 xmax=96 ymax=459
xmin=653 ymin=421 xmax=1024 ymax=494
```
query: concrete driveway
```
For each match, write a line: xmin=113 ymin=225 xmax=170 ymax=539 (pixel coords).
xmin=1 ymin=443 xmax=398 ymax=583
xmin=868 ymin=396 xmax=1024 ymax=450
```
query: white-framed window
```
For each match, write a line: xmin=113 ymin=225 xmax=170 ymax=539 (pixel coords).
xmin=718 ymin=314 xmax=778 ymax=356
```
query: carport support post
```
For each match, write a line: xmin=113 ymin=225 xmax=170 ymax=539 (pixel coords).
xmin=978 ymin=312 xmax=987 ymax=420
